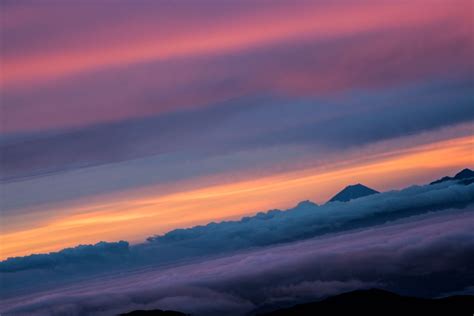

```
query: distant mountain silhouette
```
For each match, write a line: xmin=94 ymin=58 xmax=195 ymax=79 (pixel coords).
xmin=262 ymin=289 xmax=474 ymax=316
xmin=295 ymin=200 xmax=317 ymax=208
xmin=430 ymin=168 xmax=474 ymax=185
xmin=120 ymin=309 xmax=187 ymax=316
xmin=328 ymin=183 xmax=379 ymax=202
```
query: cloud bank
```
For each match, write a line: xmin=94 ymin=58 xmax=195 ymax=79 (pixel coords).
xmin=1 ymin=181 xmax=473 ymax=310
xmin=1 ymin=207 xmax=473 ymax=315
xmin=2 ymin=182 xmax=473 ymax=273
xmin=143 ymin=181 xmax=474 ymax=251
xmin=0 ymin=241 xmax=129 ymax=273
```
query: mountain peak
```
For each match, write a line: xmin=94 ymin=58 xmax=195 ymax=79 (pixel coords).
xmin=348 ymin=183 xmax=368 ymax=189
xmin=454 ymin=168 xmax=474 ymax=179
xmin=328 ymin=183 xmax=379 ymax=203
xmin=430 ymin=168 xmax=474 ymax=185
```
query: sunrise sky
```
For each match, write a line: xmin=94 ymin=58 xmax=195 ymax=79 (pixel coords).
xmin=0 ymin=0 xmax=473 ymax=259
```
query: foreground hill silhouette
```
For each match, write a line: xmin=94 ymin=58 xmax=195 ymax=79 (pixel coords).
xmin=119 ymin=289 xmax=474 ymax=316
xmin=120 ymin=309 xmax=187 ymax=315
xmin=328 ymin=183 xmax=379 ymax=202
xmin=261 ymin=289 xmax=474 ymax=316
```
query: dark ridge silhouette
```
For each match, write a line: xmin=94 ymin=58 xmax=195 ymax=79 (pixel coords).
xmin=120 ymin=309 xmax=187 ymax=315
xmin=261 ymin=289 xmax=474 ymax=316
xmin=328 ymin=183 xmax=379 ymax=202
xmin=430 ymin=168 xmax=474 ymax=185
xmin=455 ymin=168 xmax=474 ymax=179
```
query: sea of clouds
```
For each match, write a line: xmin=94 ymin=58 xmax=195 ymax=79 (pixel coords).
xmin=1 ymin=208 xmax=473 ymax=315
xmin=1 ymin=181 xmax=473 ymax=315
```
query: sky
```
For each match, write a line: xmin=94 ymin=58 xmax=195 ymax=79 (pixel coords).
xmin=0 ymin=0 xmax=473 ymax=260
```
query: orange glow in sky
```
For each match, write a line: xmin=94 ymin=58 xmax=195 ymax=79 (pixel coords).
xmin=1 ymin=135 xmax=472 ymax=260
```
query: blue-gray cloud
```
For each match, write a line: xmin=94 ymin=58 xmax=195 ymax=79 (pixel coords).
xmin=2 ymin=78 xmax=473 ymax=182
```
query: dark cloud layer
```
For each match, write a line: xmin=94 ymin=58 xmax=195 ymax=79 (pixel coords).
xmin=2 ymin=79 xmax=473 ymax=181
xmin=0 ymin=241 xmax=129 ymax=273
xmin=2 ymin=181 xmax=472 ymax=273
xmin=1 ymin=207 xmax=473 ymax=315
xmin=145 ymin=182 xmax=474 ymax=251
xmin=1 ymin=181 xmax=473 ymax=315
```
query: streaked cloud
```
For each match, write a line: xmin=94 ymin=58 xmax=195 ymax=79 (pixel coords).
xmin=1 ymin=0 xmax=472 ymax=132
xmin=1 ymin=0 xmax=473 ymax=262
xmin=1 ymin=136 xmax=472 ymax=260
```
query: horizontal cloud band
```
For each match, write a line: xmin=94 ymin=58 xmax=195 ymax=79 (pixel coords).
xmin=1 ymin=181 xmax=473 ymax=305
xmin=2 ymin=207 xmax=473 ymax=315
